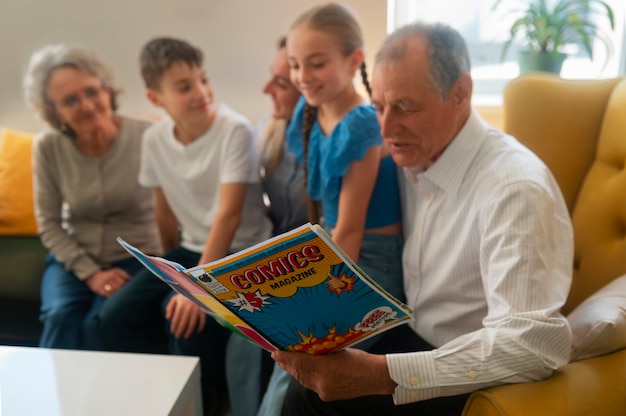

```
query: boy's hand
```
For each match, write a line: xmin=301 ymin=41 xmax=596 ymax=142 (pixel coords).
xmin=165 ymin=294 xmax=207 ymax=339
xmin=272 ymin=348 xmax=397 ymax=401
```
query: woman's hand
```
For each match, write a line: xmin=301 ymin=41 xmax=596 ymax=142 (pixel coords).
xmin=85 ymin=268 xmax=131 ymax=297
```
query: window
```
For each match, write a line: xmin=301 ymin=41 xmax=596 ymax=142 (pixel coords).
xmin=388 ymin=0 xmax=625 ymax=104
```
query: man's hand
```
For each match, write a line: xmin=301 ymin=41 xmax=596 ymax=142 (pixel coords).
xmin=165 ymin=294 xmax=207 ymax=339
xmin=272 ymin=348 xmax=397 ymax=401
xmin=85 ymin=268 xmax=131 ymax=297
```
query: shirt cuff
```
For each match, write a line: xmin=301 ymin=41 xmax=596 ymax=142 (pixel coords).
xmin=387 ymin=350 xmax=441 ymax=404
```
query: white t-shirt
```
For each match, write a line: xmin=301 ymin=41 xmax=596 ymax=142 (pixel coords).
xmin=140 ymin=103 xmax=272 ymax=253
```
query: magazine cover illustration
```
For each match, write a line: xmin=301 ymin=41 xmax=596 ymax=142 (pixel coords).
xmin=117 ymin=237 xmax=273 ymax=348
xmin=183 ymin=223 xmax=413 ymax=355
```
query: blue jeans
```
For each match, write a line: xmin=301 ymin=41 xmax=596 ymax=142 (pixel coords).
xmin=226 ymin=335 xmax=265 ymax=416
xmin=100 ymin=246 xmax=231 ymax=416
xmin=258 ymin=364 xmax=292 ymax=416
xmin=39 ymin=253 xmax=143 ymax=350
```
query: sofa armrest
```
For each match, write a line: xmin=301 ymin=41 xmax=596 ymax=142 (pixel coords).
xmin=462 ymin=348 xmax=626 ymax=416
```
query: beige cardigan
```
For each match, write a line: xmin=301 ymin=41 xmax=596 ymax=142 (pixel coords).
xmin=34 ymin=116 xmax=162 ymax=280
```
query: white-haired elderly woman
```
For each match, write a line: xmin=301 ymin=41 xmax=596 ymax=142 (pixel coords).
xmin=23 ymin=44 xmax=162 ymax=350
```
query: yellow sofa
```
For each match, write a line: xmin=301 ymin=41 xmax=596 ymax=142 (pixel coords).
xmin=462 ymin=73 xmax=626 ymax=415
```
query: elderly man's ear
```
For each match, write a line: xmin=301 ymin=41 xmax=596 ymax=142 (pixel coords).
xmin=452 ymin=72 xmax=473 ymax=107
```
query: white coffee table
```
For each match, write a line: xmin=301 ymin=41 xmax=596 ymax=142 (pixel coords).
xmin=0 ymin=345 xmax=202 ymax=416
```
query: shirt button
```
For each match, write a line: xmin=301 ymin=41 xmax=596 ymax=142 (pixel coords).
xmin=424 ymin=193 xmax=431 ymax=201
xmin=468 ymin=370 xmax=477 ymax=379
xmin=410 ymin=376 xmax=418 ymax=385
xmin=411 ymin=391 xmax=418 ymax=399
xmin=414 ymin=232 xmax=419 ymax=239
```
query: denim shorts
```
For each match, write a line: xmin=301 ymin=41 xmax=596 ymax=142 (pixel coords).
xmin=323 ymin=224 xmax=405 ymax=302
xmin=357 ymin=232 xmax=405 ymax=302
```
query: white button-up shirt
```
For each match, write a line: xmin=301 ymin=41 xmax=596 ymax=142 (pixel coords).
xmin=387 ymin=111 xmax=573 ymax=404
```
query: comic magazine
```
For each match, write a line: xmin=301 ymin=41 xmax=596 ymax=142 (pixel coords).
xmin=118 ymin=223 xmax=413 ymax=355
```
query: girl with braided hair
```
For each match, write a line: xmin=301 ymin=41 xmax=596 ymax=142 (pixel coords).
xmin=286 ymin=3 xmax=404 ymax=303
xmin=248 ymin=5 xmax=405 ymax=414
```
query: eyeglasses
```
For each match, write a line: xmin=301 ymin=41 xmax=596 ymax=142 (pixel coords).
xmin=50 ymin=85 xmax=107 ymax=110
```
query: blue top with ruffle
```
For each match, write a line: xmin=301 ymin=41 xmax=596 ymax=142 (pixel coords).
xmin=286 ymin=96 xmax=401 ymax=228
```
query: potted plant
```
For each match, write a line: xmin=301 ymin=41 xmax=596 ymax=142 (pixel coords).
xmin=493 ymin=0 xmax=615 ymax=74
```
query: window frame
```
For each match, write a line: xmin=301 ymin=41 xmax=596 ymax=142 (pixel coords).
xmin=387 ymin=0 xmax=626 ymax=105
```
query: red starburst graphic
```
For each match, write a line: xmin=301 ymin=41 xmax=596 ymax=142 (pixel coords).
xmin=326 ymin=274 xmax=356 ymax=295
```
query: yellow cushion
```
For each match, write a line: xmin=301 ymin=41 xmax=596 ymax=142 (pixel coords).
xmin=0 ymin=128 xmax=38 ymax=235
xmin=502 ymin=73 xmax=621 ymax=214
xmin=567 ymin=78 xmax=626 ymax=313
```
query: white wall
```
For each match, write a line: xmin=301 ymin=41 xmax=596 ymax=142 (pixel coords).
xmin=0 ymin=0 xmax=387 ymax=132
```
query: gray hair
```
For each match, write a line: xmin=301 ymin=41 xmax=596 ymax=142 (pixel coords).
xmin=23 ymin=44 xmax=119 ymax=133
xmin=375 ymin=21 xmax=471 ymax=98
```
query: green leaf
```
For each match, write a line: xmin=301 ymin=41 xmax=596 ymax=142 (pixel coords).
xmin=493 ymin=0 xmax=615 ymax=61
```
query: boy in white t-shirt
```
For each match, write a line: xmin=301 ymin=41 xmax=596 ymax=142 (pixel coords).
xmin=100 ymin=37 xmax=272 ymax=416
